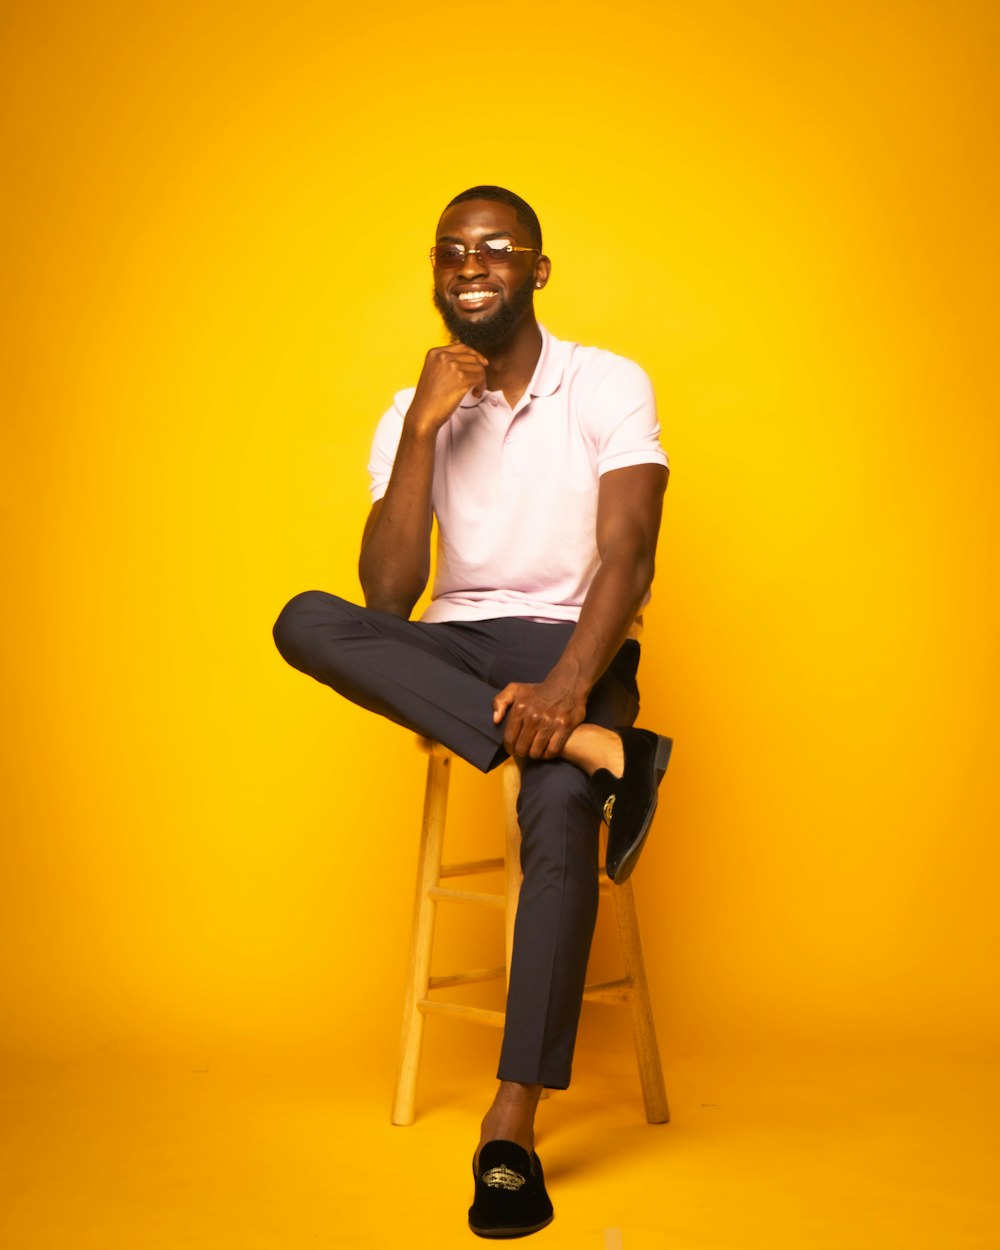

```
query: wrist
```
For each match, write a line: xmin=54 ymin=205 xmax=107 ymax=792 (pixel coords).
xmin=404 ymin=414 xmax=439 ymax=440
xmin=404 ymin=401 xmax=450 ymax=443
xmin=544 ymin=660 xmax=592 ymax=704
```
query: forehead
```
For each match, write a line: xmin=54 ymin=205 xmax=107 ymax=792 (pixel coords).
xmin=436 ymin=198 xmax=523 ymax=241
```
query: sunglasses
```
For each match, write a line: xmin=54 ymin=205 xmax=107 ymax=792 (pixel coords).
xmin=429 ymin=239 xmax=540 ymax=270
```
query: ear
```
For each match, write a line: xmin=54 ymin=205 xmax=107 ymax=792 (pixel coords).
xmin=533 ymin=254 xmax=552 ymax=290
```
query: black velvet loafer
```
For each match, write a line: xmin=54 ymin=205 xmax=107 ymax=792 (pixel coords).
xmin=591 ymin=727 xmax=673 ymax=884
xmin=469 ymin=1140 xmax=554 ymax=1239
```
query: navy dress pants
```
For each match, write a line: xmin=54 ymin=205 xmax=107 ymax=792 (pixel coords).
xmin=272 ymin=591 xmax=641 ymax=1089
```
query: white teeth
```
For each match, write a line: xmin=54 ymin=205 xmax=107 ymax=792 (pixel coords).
xmin=458 ymin=290 xmax=497 ymax=302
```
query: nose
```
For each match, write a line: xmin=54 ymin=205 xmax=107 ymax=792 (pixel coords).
xmin=457 ymin=248 xmax=489 ymax=280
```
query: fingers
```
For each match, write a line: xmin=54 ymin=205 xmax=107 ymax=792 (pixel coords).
xmin=506 ymin=717 xmax=556 ymax=760
xmin=431 ymin=343 xmax=488 ymax=384
xmin=498 ymin=686 xmax=531 ymax=755
xmin=440 ymin=343 xmax=489 ymax=367
xmin=540 ymin=722 xmax=570 ymax=759
xmin=521 ymin=717 xmax=570 ymax=760
xmin=493 ymin=684 xmax=578 ymax=760
xmin=526 ymin=720 xmax=559 ymax=761
xmin=439 ymin=346 xmax=488 ymax=390
xmin=492 ymin=684 xmax=518 ymax=723
xmin=503 ymin=702 xmax=566 ymax=760
xmin=450 ymin=347 xmax=487 ymax=396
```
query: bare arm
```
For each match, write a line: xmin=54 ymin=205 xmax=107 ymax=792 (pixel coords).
xmin=359 ymin=343 xmax=488 ymax=617
xmin=493 ymin=462 xmax=668 ymax=758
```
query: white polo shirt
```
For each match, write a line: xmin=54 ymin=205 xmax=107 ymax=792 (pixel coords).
xmin=367 ymin=326 xmax=668 ymax=624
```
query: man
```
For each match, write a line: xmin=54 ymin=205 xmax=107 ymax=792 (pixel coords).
xmin=273 ymin=185 xmax=671 ymax=1239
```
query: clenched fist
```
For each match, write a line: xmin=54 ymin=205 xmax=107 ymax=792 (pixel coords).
xmin=407 ymin=343 xmax=489 ymax=437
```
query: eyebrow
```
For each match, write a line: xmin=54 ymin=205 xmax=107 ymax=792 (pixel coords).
xmin=436 ymin=231 xmax=517 ymax=244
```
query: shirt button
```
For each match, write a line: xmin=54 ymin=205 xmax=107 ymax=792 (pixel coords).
xmin=490 ymin=397 xmax=500 ymax=406
xmin=504 ymin=433 xmax=513 ymax=444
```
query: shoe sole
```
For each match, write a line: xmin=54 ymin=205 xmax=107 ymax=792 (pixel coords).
xmin=469 ymin=1213 xmax=555 ymax=1238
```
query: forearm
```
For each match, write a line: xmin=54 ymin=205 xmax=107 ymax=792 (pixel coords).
xmin=358 ymin=423 xmax=437 ymax=616
xmin=547 ymin=545 xmax=655 ymax=700
xmin=490 ymin=546 xmax=655 ymax=760
xmin=550 ymin=462 xmax=667 ymax=700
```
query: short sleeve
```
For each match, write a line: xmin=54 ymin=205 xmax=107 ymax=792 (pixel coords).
xmin=367 ymin=388 xmax=415 ymax=502
xmin=582 ymin=356 xmax=668 ymax=477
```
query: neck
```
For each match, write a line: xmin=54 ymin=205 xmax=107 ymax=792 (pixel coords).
xmin=483 ymin=318 xmax=542 ymax=403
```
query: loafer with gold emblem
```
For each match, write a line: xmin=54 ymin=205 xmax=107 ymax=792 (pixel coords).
xmin=469 ymin=1140 xmax=554 ymax=1238
xmin=591 ymin=727 xmax=673 ymax=884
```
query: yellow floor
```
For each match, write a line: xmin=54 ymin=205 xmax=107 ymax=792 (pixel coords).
xmin=1 ymin=1042 xmax=996 ymax=1249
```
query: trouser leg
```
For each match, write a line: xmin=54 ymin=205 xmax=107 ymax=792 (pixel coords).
xmin=272 ymin=591 xmax=509 ymax=772
xmin=493 ymin=627 xmax=642 ymax=1089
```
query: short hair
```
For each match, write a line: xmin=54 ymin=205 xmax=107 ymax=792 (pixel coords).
xmin=443 ymin=185 xmax=543 ymax=252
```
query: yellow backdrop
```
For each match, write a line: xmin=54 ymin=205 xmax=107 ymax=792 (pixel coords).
xmin=2 ymin=0 xmax=998 ymax=1089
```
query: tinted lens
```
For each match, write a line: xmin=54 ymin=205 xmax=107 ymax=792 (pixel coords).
xmin=431 ymin=245 xmax=466 ymax=269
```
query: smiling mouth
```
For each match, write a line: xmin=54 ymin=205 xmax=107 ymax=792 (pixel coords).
xmin=455 ymin=289 xmax=499 ymax=308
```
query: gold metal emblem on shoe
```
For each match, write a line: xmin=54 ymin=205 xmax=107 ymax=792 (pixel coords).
xmin=482 ymin=1165 xmax=527 ymax=1191
xmin=603 ymin=793 xmax=616 ymax=824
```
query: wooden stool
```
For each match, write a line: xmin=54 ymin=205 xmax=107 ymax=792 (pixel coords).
xmin=392 ymin=738 xmax=669 ymax=1126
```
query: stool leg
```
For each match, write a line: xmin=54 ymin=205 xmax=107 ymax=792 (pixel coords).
xmin=501 ymin=760 xmax=523 ymax=989
xmin=611 ymin=880 xmax=670 ymax=1123
xmin=392 ymin=751 xmax=451 ymax=1125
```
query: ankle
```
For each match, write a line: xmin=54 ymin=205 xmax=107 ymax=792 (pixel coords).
xmin=563 ymin=725 xmax=623 ymax=778
xmin=492 ymin=1081 xmax=542 ymax=1107
xmin=477 ymin=1083 xmax=542 ymax=1164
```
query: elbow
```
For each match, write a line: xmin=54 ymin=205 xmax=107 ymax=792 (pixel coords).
xmin=603 ymin=540 xmax=656 ymax=598
xmin=359 ymin=577 xmax=414 ymax=619
xmin=605 ymin=551 xmax=657 ymax=616
xmin=362 ymin=592 xmax=415 ymax=619
xmin=358 ymin=565 xmax=425 ymax=619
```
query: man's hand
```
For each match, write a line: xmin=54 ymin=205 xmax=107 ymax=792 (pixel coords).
xmin=407 ymin=343 xmax=489 ymax=436
xmin=492 ymin=678 xmax=588 ymax=760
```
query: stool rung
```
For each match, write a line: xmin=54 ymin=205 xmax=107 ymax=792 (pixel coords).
xmin=583 ymin=977 xmax=634 ymax=1004
xmin=440 ymin=857 xmax=505 ymax=878
xmin=428 ymin=886 xmax=505 ymax=909
xmin=429 ymin=965 xmax=506 ymax=990
xmin=418 ymin=1000 xmax=506 ymax=1028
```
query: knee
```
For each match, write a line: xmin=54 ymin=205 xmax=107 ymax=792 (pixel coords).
xmin=272 ymin=589 xmax=338 ymax=666
xmin=516 ymin=760 xmax=600 ymax=878
xmin=518 ymin=758 xmax=592 ymax=808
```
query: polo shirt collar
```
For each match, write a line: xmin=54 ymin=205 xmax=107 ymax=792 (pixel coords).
xmin=527 ymin=325 xmax=564 ymax=398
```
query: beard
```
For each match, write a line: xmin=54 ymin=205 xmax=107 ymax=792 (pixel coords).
xmin=433 ymin=270 xmax=537 ymax=353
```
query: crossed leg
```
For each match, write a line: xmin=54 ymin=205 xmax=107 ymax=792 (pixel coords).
xmin=273 ymin=592 xmax=640 ymax=1153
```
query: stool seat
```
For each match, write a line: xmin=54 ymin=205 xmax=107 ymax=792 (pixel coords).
xmin=392 ymin=739 xmax=669 ymax=1126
